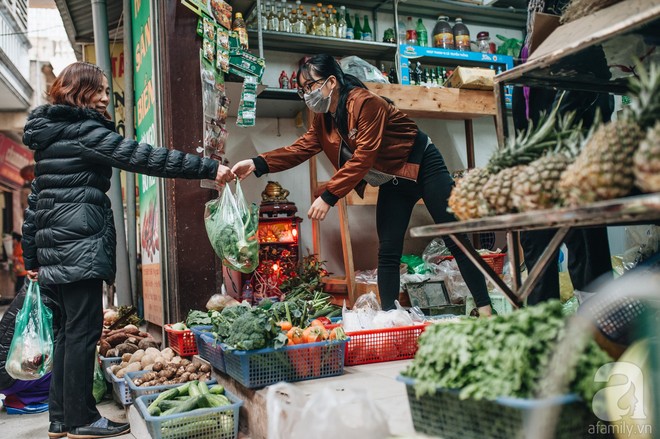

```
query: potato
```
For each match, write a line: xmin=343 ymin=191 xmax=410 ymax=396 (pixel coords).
xmin=116 ymin=369 xmax=127 ymax=378
xmin=121 ymin=353 xmax=132 ymax=362
xmin=119 ymin=361 xmax=129 ymax=369
xmin=110 ymin=364 xmax=122 ymax=374
xmin=99 ymin=339 xmax=111 ymax=357
xmin=171 ymin=356 xmax=182 ymax=364
xmin=140 ymin=355 xmax=155 ymax=368
xmin=160 ymin=348 xmax=175 ymax=361
xmin=122 ymin=324 xmax=140 ymax=335
xmin=125 ymin=362 xmax=142 ymax=373
xmin=129 ymin=350 xmax=145 ymax=364
xmin=153 ymin=355 xmax=166 ymax=366
xmin=138 ymin=338 xmax=160 ymax=350
xmin=116 ymin=342 xmax=139 ymax=356
xmin=145 ymin=347 xmax=160 ymax=358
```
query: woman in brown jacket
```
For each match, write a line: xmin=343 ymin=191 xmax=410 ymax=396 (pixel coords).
xmin=232 ymin=54 xmax=492 ymax=315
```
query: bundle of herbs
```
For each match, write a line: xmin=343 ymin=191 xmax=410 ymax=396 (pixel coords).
xmin=278 ymin=255 xmax=341 ymax=318
xmin=403 ymin=300 xmax=612 ymax=405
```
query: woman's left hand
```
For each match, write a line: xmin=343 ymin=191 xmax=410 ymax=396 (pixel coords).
xmin=308 ymin=197 xmax=331 ymax=221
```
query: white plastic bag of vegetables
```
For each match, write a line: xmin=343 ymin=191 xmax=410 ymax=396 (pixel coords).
xmin=267 ymin=382 xmax=391 ymax=439
xmin=6 ymin=280 xmax=53 ymax=380
xmin=204 ymin=179 xmax=259 ymax=273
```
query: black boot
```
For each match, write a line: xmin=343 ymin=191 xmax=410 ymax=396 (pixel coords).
xmin=66 ymin=417 xmax=130 ymax=439
xmin=48 ymin=421 xmax=69 ymax=438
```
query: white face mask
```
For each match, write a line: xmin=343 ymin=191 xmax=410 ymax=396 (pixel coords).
xmin=303 ymin=78 xmax=333 ymax=113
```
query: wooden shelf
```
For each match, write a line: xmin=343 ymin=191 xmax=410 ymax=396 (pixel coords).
xmin=495 ymin=0 xmax=660 ymax=93
xmin=366 ymin=83 xmax=496 ymax=120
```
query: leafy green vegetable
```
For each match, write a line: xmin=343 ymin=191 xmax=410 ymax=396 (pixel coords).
xmin=223 ymin=308 xmax=288 ymax=351
xmin=403 ymin=300 xmax=612 ymax=404
xmin=185 ymin=310 xmax=212 ymax=327
xmin=210 ymin=304 xmax=251 ymax=339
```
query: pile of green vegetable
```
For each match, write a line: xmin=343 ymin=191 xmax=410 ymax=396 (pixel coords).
xmin=146 ymin=381 xmax=235 ymax=436
xmin=209 ymin=304 xmax=288 ymax=350
xmin=403 ymin=300 xmax=612 ymax=404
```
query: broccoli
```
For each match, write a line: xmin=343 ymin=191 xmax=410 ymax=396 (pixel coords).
xmin=223 ymin=308 xmax=288 ymax=351
xmin=211 ymin=304 xmax=251 ymax=339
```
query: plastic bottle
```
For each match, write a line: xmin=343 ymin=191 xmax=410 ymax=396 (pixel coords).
xmin=279 ymin=70 xmax=290 ymax=89
xmin=233 ymin=12 xmax=249 ymax=50
xmin=388 ymin=67 xmax=398 ymax=84
xmin=477 ymin=31 xmax=491 ymax=53
xmin=405 ymin=16 xmax=417 ymax=45
xmin=416 ymin=18 xmax=428 ymax=47
xmin=453 ymin=18 xmax=471 ymax=51
xmin=353 ymin=13 xmax=362 ymax=40
xmin=290 ymin=71 xmax=298 ymax=89
xmin=361 ymin=15 xmax=373 ymax=41
xmin=241 ymin=280 xmax=253 ymax=305
xmin=345 ymin=9 xmax=354 ymax=39
xmin=432 ymin=16 xmax=453 ymax=49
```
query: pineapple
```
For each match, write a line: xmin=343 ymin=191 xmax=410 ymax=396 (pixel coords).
xmin=559 ymin=63 xmax=660 ymax=206
xmin=448 ymin=102 xmax=572 ymax=219
xmin=633 ymin=121 xmax=660 ymax=192
xmin=482 ymin=165 xmax=527 ymax=215
xmin=449 ymin=168 xmax=492 ymax=220
xmin=511 ymin=154 xmax=574 ymax=212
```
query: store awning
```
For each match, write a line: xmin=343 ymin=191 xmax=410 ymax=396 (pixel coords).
xmin=0 ymin=134 xmax=33 ymax=190
xmin=53 ymin=0 xmax=124 ymax=60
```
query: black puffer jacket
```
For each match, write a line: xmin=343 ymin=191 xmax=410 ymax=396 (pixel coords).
xmin=22 ymin=104 xmax=219 ymax=285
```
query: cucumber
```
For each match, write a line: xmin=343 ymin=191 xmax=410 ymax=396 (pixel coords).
xmin=198 ymin=380 xmax=210 ymax=395
xmin=175 ymin=381 xmax=191 ymax=396
xmin=161 ymin=394 xmax=203 ymax=416
xmin=162 ymin=419 xmax=217 ymax=438
xmin=157 ymin=399 xmax=184 ymax=411
xmin=209 ymin=384 xmax=225 ymax=395
xmin=205 ymin=393 xmax=231 ymax=407
xmin=147 ymin=387 xmax=179 ymax=416
xmin=188 ymin=380 xmax=201 ymax=397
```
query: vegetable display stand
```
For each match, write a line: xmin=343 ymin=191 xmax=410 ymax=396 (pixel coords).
xmin=107 ymin=368 xmax=132 ymax=406
xmin=197 ymin=331 xmax=226 ymax=373
xmin=345 ymin=324 xmax=428 ymax=366
xmin=397 ymin=376 xmax=598 ymax=439
xmin=222 ymin=338 xmax=348 ymax=388
xmin=165 ymin=324 xmax=198 ymax=357
xmin=100 ymin=355 xmax=121 ymax=382
xmin=125 ymin=370 xmax=216 ymax=401
xmin=135 ymin=389 xmax=243 ymax=439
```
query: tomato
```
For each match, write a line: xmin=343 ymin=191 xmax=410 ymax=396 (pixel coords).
xmin=309 ymin=319 xmax=325 ymax=328
xmin=277 ymin=321 xmax=293 ymax=332
xmin=287 ymin=327 xmax=304 ymax=344
xmin=316 ymin=316 xmax=332 ymax=326
xmin=302 ymin=326 xmax=325 ymax=343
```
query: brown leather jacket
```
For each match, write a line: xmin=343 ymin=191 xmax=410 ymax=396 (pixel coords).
xmin=253 ymin=87 xmax=422 ymax=205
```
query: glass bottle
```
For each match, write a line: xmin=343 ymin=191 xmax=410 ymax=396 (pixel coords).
xmin=337 ymin=5 xmax=347 ymax=38
xmin=260 ymin=2 xmax=270 ymax=29
xmin=345 ymin=9 xmax=354 ymax=39
xmin=289 ymin=5 xmax=298 ymax=33
xmin=306 ymin=12 xmax=314 ymax=34
xmin=279 ymin=0 xmax=291 ymax=32
xmin=416 ymin=18 xmax=428 ymax=47
xmin=233 ymin=12 xmax=249 ymax=50
xmin=453 ymin=18 xmax=471 ymax=51
xmin=353 ymin=13 xmax=362 ymax=40
xmin=405 ymin=16 xmax=417 ymax=45
xmin=432 ymin=16 xmax=453 ymax=49
xmin=314 ymin=8 xmax=327 ymax=36
xmin=361 ymin=15 xmax=373 ymax=41
xmin=327 ymin=10 xmax=338 ymax=38
xmin=388 ymin=67 xmax=398 ymax=84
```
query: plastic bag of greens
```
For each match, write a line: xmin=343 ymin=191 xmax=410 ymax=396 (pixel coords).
xmin=93 ymin=351 xmax=106 ymax=403
xmin=6 ymin=280 xmax=53 ymax=380
xmin=205 ymin=180 xmax=259 ymax=273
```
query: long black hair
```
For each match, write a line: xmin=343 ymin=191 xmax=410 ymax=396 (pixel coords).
xmin=297 ymin=54 xmax=367 ymax=137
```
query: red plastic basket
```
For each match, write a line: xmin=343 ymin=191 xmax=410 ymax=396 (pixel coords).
xmin=164 ymin=324 xmax=198 ymax=357
xmin=439 ymin=253 xmax=506 ymax=274
xmin=345 ymin=324 xmax=428 ymax=366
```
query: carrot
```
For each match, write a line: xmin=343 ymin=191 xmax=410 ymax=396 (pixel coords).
xmin=277 ymin=321 xmax=293 ymax=332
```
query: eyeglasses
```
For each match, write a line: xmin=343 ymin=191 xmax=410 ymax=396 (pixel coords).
xmin=296 ymin=77 xmax=326 ymax=99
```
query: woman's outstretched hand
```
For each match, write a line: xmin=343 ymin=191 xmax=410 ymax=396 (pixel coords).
xmin=27 ymin=270 xmax=39 ymax=281
xmin=215 ymin=165 xmax=236 ymax=187
xmin=308 ymin=197 xmax=331 ymax=221
xmin=231 ymin=159 xmax=256 ymax=180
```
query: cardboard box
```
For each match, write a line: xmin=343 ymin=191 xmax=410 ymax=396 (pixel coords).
xmin=445 ymin=66 xmax=495 ymax=90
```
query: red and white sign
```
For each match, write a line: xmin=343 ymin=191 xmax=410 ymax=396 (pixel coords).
xmin=0 ymin=134 xmax=33 ymax=190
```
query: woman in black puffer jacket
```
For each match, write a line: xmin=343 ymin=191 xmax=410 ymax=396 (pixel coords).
xmin=21 ymin=62 xmax=235 ymax=439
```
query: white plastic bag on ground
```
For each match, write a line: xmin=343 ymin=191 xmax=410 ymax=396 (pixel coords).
xmin=267 ymin=382 xmax=391 ymax=439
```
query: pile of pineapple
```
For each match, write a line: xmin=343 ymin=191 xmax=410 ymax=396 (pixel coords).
xmin=449 ymin=64 xmax=660 ymax=221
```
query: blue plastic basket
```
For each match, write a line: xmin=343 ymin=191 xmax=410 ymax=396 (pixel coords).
xmin=126 ymin=370 xmax=216 ymax=401
xmin=197 ymin=330 xmax=226 ymax=373
xmin=99 ymin=355 xmax=121 ymax=382
xmin=397 ymin=376 xmax=599 ymax=439
xmin=107 ymin=368 xmax=132 ymax=406
xmin=135 ymin=387 xmax=243 ymax=439
xmin=222 ymin=338 xmax=348 ymax=388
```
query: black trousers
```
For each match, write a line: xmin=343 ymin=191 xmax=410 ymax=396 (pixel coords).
xmin=522 ymin=228 xmax=613 ymax=305
xmin=49 ymin=278 xmax=104 ymax=427
xmin=376 ymin=144 xmax=490 ymax=310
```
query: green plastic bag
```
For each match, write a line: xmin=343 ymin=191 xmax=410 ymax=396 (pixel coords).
xmin=205 ymin=179 xmax=259 ymax=273
xmin=93 ymin=351 xmax=106 ymax=403
xmin=401 ymin=254 xmax=429 ymax=274
xmin=6 ymin=280 xmax=54 ymax=380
